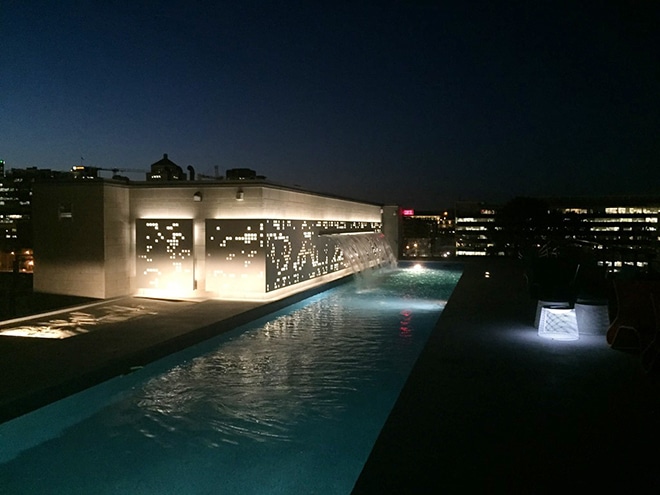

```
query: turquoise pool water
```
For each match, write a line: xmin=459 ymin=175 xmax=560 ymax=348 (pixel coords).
xmin=0 ymin=266 xmax=461 ymax=494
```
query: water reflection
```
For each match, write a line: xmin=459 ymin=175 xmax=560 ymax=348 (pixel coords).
xmin=0 ymin=267 xmax=462 ymax=495
xmin=128 ymin=269 xmax=455 ymax=446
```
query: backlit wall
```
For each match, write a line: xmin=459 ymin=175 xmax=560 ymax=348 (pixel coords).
xmin=136 ymin=219 xmax=194 ymax=293
xmin=33 ymin=180 xmax=388 ymax=300
xmin=205 ymin=219 xmax=380 ymax=297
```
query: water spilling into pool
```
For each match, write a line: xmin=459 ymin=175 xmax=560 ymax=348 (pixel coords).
xmin=0 ymin=266 xmax=461 ymax=494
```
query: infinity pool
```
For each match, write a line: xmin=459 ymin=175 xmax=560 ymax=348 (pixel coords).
xmin=0 ymin=266 xmax=461 ymax=494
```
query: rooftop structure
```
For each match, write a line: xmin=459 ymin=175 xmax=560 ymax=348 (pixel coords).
xmin=146 ymin=153 xmax=186 ymax=181
xmin=32 ymin=176 xmax=395 ymax=300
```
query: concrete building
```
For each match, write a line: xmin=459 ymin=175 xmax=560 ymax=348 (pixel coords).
xmin=454 ymin=201 xmax=499 ymax=257
xmin=32 ymin=177 xmax=395 ymax=300
xmin=0 ymin=163 xmax=70 ymax=272
xmin=454 ymin=197 xmax=660 ymax=272
xmin=146 ymin=153 xmax=186 ymax=181
xmin=400 ymin=208 xmax=455 ymax=259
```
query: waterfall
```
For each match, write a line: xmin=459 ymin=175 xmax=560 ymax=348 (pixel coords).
xmin=330 ymin=232 xmax=397 ymax=275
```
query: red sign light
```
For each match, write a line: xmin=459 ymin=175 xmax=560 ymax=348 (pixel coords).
xmin=401 ymin=209 xmax=414 ymax=216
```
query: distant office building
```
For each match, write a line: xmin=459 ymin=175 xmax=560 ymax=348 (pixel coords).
xmin=549 ymin=197 xmax=660 ymax=271
xmin=0 ymin=164 xmax=69 ymax=271
xmin=454 ymin=202 xmax=499 ymax=257
xmin=455 ymin=197 xmax=660 ymax=272
xmin=400 ymin=209 xmax=455 ymax=258
xmin=32 ymin=177 xmax=395 ymax=300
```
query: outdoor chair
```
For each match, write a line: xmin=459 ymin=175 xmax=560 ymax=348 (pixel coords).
xmin=640 ymin=292 xmax=660 ymax=373
xmin=606 ymin=279 xmax=660 ymax=352
xmin=526 ymin=258 xmax=580 ymax=303
xmin=527 ymin=258 xmax=580 ymax=328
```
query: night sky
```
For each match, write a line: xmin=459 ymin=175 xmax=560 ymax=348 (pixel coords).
xmin=1 ymin=1 xmax=658 ymax=210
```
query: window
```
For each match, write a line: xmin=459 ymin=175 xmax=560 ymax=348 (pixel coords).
xmin=58 ymin=203 xmax=73 ymax=220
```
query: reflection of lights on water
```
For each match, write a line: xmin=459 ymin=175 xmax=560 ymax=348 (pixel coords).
xmin=412 ymin=263 xmax=423 ymax=271
xmin=400 ymin=309 xmax=412 ymax=337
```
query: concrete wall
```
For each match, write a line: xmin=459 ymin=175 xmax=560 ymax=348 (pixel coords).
xmin=33 ymin=182 xmax=108 ymax=298
xmin=129 ymin=183 xmax=382 ymax=222
xmin=103 ymin=185 xmax=131 ymax=298
xmin=33 ymin=180 xmax=385 ymax=300
xmin=128 ymin=183 xmax=383 ymax=299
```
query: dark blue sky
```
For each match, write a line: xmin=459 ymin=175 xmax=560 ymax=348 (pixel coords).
xmin=1 ymin=1 xmax=658 ymax=209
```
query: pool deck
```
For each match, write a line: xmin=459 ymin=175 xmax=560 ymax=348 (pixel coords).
xmin=1 ymin=259 xmax=660 ymax=491
xmin=354 ymin=259 xmax=660 ymax=493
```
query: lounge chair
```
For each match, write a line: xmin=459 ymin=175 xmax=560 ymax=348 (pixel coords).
xmin=640 ymin=292 xmax=660 ymax=373
xmin=606 ymin=280 xmax=660 ymax=352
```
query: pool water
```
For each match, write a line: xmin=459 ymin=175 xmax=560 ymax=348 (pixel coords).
xmin=0 ymin=266 xmax=461 ymax=494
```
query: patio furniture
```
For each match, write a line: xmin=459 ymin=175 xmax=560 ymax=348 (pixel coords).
xmin=538 ymin=306 xmax=579 ymax=341
xmin=641 ymin=292 xmax=660 ymax=373
xmin=527 ymin=258 xmax=580 ymax=302
xmin=606 ymin=280 xmax=660 ymax=352
xmin=575 ymin=301 xmax=610 ymax=336
xmin=534 ymin=300 xmax=570 ymax=328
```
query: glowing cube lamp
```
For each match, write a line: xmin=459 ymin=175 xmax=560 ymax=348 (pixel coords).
xmin=538 ymin=307 xmax=579 ymax=341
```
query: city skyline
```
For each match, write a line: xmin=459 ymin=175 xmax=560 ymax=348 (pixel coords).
xmin=2 ymin=1 xmax=658 ymax=210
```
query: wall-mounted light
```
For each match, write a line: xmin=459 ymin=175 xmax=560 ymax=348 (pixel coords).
xmin=236 ymin=188 xmax=244 ymax=201
xmin=193 ymin=192 xmax=202 ymax=202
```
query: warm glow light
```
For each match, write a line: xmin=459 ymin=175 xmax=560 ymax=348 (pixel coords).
xmin=0 ymin=303 xmax=157 ymax=339
xmin=413 ymin=263 xmax=423 ymax=271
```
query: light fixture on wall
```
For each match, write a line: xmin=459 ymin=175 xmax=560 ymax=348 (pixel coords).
xmin=236 ymin=188 xmax=244 ymax=201
xmin=193 ymin=192 xmax=202 ymax=202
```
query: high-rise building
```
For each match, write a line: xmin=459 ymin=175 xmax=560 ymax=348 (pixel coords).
xmin=454 ymin=197 xmax=660 ymax=273
xmin=454 ymin=202 xmax=499 ymax=257
xmin=0 ymin=165 xmax=70 ymax=271
xmin=400 ymin=209 xmax=455 ymax=258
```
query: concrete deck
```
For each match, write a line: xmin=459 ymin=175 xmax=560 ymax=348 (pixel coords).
xmin=1 ymin=260 xmax=659 ymax=491
xmin=353 ymin=259 xmax=660 ymax=493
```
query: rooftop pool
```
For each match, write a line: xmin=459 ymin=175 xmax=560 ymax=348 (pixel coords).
xmin=0 ymin=265 xmax=461 ymax=494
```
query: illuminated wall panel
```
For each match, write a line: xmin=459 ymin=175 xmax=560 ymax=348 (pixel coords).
xmin=206 ymin=219 xmax=381 ymax=297
xmin=266 ymin=220 xmax=338 ymax=291
xmin=205 ymin=219 xmax=266 ymax=295
xmin=32 ymin=181 xmax=387 ymax=300
xmin=136 ymin=219 xmax=193 ymax=292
